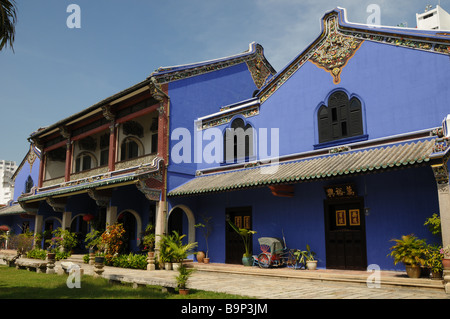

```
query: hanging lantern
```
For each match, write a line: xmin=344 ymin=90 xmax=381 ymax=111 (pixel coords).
xmin=83 ymin=214 xmax=95 ymax=222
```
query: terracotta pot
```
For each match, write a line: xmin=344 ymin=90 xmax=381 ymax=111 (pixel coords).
xmin=147 ymin=251 xmax=155 ymax=258
xmin=442 ymin=258 xmax=450 ymax=269
xmin=47 ymin=253 xmax=56 ymax=260
xmin=197 ymin=251 xmax=205 ymax=263
xmin=405 ymin=264 xmax=421 ymax=278
xmin=203 ymin=257 xmax=210 ymax=264
xmin=179 ymin=288 xmax=189 ymax=295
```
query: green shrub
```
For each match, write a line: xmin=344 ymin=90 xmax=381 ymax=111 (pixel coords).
xmin=107 ymin=253 xmax=147 ymax=270
xmin=26 ymin=248 xmax=47 ymax=260
xmin=25 ymin=249 xmax=69 ymax=261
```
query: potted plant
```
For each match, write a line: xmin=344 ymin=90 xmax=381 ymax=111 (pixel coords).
xmin=169 ymin=237 xmax=198 ymax=270
xmin=85 ymin=229 xmax=101 ymax=253
xmin=94 ymin=252 xmax=105 ymax=264
xmin=423 ymin=244 xmax=444 ymax=279
xmin=294 ymin=244 xmax=317 ymax=270
xmin=157 ymin=232 xmax=175 ymax=270
xmin=142 ymin=224 xmax=156 ymax=257
xmin=388 ymin=234 xmax=426 ymax=278
xmin=194 ymin=215 xmax=212 ymax=263
xmin=304 ymin=244 xmax=317 ymax=270
xmin=175 ymin=264 xmax=196 ymax=295
xmin=228 ymin=220 xmax=257 ymax=266
xmin=441 ymin=245 xmax=450 ymax=269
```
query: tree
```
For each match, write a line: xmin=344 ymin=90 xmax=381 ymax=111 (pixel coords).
xmin=0 ymin=0 xmax=17 ymax=52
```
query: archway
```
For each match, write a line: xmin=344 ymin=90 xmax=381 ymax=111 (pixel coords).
xmin=70 ymin=214 xmax=89 ymax=253
xmin=117 ymin=209 xmax=142 ymax=253
xmin=167 ymin=205 xmax=195 ymax=245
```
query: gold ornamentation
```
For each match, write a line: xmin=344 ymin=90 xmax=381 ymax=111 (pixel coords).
xmin=309 ymin=16 xmax=364 ymax=84
xmin=336 ymin=210 xmax=346 ymax=226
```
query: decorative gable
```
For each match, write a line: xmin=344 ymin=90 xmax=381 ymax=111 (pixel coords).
xmin=259 ymin=8 xmax=450 ymax=104
xmin=309 ymin=16 xmax=364 ymax=84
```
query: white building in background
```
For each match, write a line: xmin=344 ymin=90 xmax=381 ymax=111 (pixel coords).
xmin=416 ymin=5 xmax=450 ymax=30
xmin=0 ymin=160 xmax=17 ymax=205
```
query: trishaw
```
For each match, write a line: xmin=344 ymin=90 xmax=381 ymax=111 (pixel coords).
xmin=256 ymin=237 xmax=301 ymax=268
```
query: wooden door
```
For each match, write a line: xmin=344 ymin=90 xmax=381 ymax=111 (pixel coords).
xmin=225 ymin=207 xmax=252 ymax=264
xmin=324 ymin=199 xmax=367 ymax=270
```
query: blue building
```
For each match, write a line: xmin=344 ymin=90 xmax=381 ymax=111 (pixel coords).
xmin=5 ymin=42 xmax=274 ymax=253
xmin=0 ymin=145 xmax=40 ymax=237
xmin=167 ymin=8 xmax=450 ymax=270
xmin=2 ymin=7 xmax=450 ymax=274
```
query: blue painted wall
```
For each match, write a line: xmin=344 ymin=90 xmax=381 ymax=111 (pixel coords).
xmin=13 ymin=149 xmax=40 ymax=202
xmin=167 ymin=62 xmax=261 ymax=190
xmin=169 ymin=165 xmax=439 ymax=270
xmin=166 ymin=17 xmax=449 ymax=271
xmin=255 ymin=41 xmax=450 ymax=158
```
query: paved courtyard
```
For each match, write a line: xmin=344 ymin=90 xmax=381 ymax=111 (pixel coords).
xmin=186 ymin=271 xmax=449 ymax=299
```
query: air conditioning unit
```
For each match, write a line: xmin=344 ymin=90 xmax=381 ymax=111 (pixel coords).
xmin=443 ymin=114 xmax=450 ymax=137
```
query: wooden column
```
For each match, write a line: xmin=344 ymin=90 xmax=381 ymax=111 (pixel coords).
xmin=108 ymin=122 xmax=117 ymax=172
xmin=102 ymin=105 xmax=116 ymax=172
xmin=64 ymin=140 xmax=72 ymax=182
xmin=38 ymin=153 xmax=45 ymax=188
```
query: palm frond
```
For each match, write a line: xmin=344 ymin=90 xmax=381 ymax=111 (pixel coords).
xmin=0 ymin=0 xmax=18 ymax=52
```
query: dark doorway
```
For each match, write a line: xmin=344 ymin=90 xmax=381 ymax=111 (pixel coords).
xmin=324 ymin=198 xmax=367 ymax=270
xmin=168 ymin=207 xmax=183 ymax=237
xmin=118 ymin=211 xmax=137 ymax=253
xmin=70 ymin=215 xmax=89 ymax=253
xmin=43 ymin=220 xmax=55 ymax=250
xmin=225 ymin=207 xmax=252 ymax=264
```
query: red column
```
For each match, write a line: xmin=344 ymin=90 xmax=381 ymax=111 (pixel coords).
xmin=64 ymin=141 xmax=72 ymax=182
xmin=38 ymin=153 xmax=45 ymax=188
xmin=108 ymin=123 xmax=116 ymax=172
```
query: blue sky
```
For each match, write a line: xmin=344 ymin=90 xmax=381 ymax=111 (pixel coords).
xmin=1 ymin=0 xmax=448 ymax=165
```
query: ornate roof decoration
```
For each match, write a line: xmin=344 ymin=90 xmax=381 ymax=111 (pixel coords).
xmin=245 ymin=45 xmax=273 ymax=89
xmin=196 ymin=99 xmax=259 ymax=130
xmin=259 ymin=8 xmax=450 ymax=104
xmin=309 ymin=15 xmax=364 ymax=84
xmin=168 ymin=137 xmax=436 ymax=197
xmin=18 ymin=156 xmax=164 ymax=203
xmin=152 ymin=42 xmax=275 ymax=87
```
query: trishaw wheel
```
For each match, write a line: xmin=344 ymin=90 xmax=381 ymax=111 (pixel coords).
xmin=258 ymin=253 xmax=270 ymax=268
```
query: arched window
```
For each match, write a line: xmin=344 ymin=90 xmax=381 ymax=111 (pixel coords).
xmin=317 ymin=91 xmax=364 ymax=144
xmin=25 ymin=175 xmax=34 ymax=193
xmin=223 ymin=118 xmax=254 ymax=163
xmin=74 ymin=152 xmax=97 ymax=173
xmin=120 ymin=137 xmax=143 ymax=161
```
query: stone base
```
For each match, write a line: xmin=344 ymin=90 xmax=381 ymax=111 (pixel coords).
xmin=443 ymin=268 xmax=450 ymax=294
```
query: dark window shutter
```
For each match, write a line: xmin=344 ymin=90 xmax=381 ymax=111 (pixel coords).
xmin=318 ymin=105 xmax=331 ymax=143
xmin=349 ymin=98 xmax=363 ymax=137
xmin=317 ymin=92 xmax=364 ymax=144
